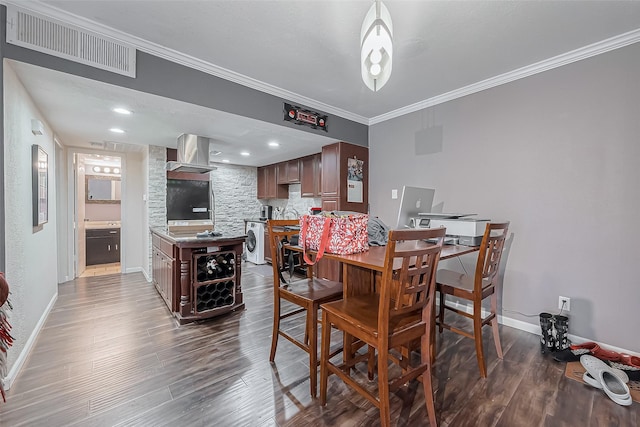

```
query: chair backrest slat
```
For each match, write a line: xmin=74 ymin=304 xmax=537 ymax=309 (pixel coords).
xmin=475 ymin=222 xmax=509 ymax=291
xmin=379 ymin=227 xmax=446 ymax=332
xmin=266 ymin=219 xmax=303 ymax=288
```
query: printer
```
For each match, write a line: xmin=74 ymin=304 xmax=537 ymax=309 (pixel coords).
xmin=412 ymin=213 xmax=488 ymax=246
xmin=428 ymin=218 xmax=488 ymax=246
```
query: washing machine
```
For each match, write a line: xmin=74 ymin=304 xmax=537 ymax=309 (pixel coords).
xmin=245 ymin=221 xmax=266 ymax=264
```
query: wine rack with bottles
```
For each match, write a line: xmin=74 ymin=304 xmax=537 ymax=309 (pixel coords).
xmin=150 ymin=228 xmax=246 ymax=325
xmin=193 ymin=251 xmax=237 ymax=313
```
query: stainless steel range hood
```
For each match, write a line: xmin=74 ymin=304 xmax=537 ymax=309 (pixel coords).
xmin=166 ymin=134 xmax=219 ymax=173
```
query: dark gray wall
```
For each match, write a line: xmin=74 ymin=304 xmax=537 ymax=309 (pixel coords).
xmin=1 ymin=35 xmax=368 ymax=147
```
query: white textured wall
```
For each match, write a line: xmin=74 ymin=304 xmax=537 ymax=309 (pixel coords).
xmin=122 ymin=152 xmax=144 ymax=274
xmin=55 ymin=143 xmax=70 ymax=283
xmin=147 ymin=158 xmax=312 ymax=247
xmin=3 ymin=64 xmax=58 ymax=375
xmin=211 ymin=163 xmax=263 ymax=233
xmin=76 ymin=155 xmax=86 ymax=271
xmin=141 ymin=146 xmax=150 ymax=278
xmin=147 ymin=145 xmax=166 ymax=276
xmin=369 ymin=43 xmax=640 ymax=352
xmin=85 ymin=204 xmax=121 ymax=221
xmin=267 ymin=183 xmax=322 ymax=218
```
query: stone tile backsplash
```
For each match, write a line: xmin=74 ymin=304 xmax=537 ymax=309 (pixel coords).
xmin=148 ymin=151 xmax=320 ymax=236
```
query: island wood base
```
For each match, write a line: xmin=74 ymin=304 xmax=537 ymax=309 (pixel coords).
xmin=151 ymin=228 xmax=246 ymax=324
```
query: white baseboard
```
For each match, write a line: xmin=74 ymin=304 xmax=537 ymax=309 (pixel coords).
xmin=3 ymin=291 xmax=58 ymax=390
xmin=497 ymin=313 xmax=540 ymax=335
xmin=442 ymin=300 xmax=640 ymax=357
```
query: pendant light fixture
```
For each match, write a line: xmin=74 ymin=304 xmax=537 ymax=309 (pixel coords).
xmin=361 ymin=0 xmax=393 ymax=91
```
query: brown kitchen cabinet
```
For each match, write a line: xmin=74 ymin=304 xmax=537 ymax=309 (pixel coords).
xmin=320 ymin=141 xmax=368 ymax=212
xmin=276 ymin=162 xmax=288 ymax=185
xmin=86 ymin=228 xmax=120 ymax=265
xmin=257 ymin=166 xmax=267 ymax=199
xmin=258 ymin=164 xmax=288 ymax=199
xmin=286 ymin=159 xmax=300 ymax=183
xmin=152 ymin=233 xmax=175 ymax=311
xmin=316 ymin=141 xmax=369 ymax=281
xmin=276 ymin=159 xmax=300 ymax=184
xmin=321 ymin=144 xmax=340 ymax=198
xmin=300 ymin=153 xmax=321 ymax=198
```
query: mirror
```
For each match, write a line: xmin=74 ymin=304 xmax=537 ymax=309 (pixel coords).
xmin=86 ymin=175 xmax=121 ymax=203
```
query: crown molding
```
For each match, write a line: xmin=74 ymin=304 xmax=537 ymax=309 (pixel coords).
xmin=370 ymin=28 xmax=640 ymax=125
xmin=6 ymin=2 xmax=640 ymax=127
xmin=7 ymin=1 xmax=370 ymax=125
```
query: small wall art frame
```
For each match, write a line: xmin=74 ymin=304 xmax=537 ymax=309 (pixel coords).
xmin=32 ymin=144 xmax=48 ymax=227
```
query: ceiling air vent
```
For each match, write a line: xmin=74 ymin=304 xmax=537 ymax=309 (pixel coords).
xmin=6 ymin=5 xmax=136 ymax=77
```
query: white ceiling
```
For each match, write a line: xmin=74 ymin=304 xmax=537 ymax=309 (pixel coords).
xmin=7 ymin=1 xmax=640 ymax=166
xmin=7 ymin=59 xmax=338 ymax=167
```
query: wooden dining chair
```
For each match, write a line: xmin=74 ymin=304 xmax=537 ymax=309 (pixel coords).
xmin=320 ymin=227 xmax=446 ymax=427
xmin=266 ymin=219 xmax=343 ymax=397
xmin=435 ymin=222 xmax=509 ymax=378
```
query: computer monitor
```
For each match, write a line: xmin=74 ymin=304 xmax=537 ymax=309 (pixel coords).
xmin=395 ymin=186 xmax=435 ymax=229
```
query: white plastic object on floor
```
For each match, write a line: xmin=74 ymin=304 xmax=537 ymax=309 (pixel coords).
xmin=580 ymin=355 xmax=632 ymax=406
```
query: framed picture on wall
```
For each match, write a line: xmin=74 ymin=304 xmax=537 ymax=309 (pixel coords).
xmin=32 ymin=144 xmax=48 ymax=227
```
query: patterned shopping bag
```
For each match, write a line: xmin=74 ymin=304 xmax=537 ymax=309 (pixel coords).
xmin=299 ymin=212 xmax=369 ymax=264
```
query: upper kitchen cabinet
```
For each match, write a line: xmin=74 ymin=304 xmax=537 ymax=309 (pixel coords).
xmin=300 ymin=153 xmax=321 ymax=198
xmin=321 ymin=142 xmax=368 ymax=213
xmin=258 ymin=164 xmax=288 ymax=199
xmin=276 ymin=159 xmax=300 ymax=184
xmin=316 ymin=142 xmax=368 ymax=282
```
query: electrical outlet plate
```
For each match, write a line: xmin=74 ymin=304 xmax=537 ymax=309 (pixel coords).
xmin=558 ymin=296 xmax=571 ymax=311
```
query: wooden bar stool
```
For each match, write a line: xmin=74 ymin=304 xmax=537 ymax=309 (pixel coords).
xmin=435 ymin=222 xmax=509 ymax=378
xmin=320 ymin=227 xmax=446 ymax=427
xmin=266 ymin=219 xmax=343 ymax=397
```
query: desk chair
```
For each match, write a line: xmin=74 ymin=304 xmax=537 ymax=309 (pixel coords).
xmin=267 ymin=219 xmax=343 ymax=397
xmin=435 ymin=222 xmax=509 ymax=378
xmin=320 ymin=227 xmax=445 ymax=427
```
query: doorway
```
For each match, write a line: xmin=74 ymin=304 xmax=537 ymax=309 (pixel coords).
xmin=75 ymin=153 xmax=123 ymax=278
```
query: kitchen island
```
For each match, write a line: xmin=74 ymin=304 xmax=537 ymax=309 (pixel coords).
xmin=150 ymin=227 xmax=246 ymax=324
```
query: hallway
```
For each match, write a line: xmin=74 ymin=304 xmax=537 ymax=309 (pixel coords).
xmin=79 ymin=263 xmax=121 ymax=277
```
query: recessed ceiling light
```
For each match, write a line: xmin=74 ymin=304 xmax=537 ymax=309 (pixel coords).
xmin=222 ymin=159 xmax=230 ymax=163
xmin=109 ymin=128 xmax=125 ymax=134
xmin=268 ymin=142 xmax=280 ymax=147
xmin=240 ymin=151 xmax=250 ymax=156
xmin=113 ymin=107 xmax=132 ymax=115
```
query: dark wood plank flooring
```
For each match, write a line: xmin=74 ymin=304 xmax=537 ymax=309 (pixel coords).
xmin=1 ymin=264 xmax=638 ymax=426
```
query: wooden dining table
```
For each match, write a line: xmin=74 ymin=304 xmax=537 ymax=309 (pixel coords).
xmin=286 ymin=242 xmax=479 ymax=297
xmin=285 ymin=241 xmax=480 ymax=364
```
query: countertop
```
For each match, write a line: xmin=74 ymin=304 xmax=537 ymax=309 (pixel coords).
xmin=150 ymin=226 xmax=246 ymax=244
xmin=85 ymin=220 xmax=121 ymax=229
xmin=244 ymin=218 xmax=267 ymax=224
xmin=244 ymin=218 xmax=304 ymax=224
